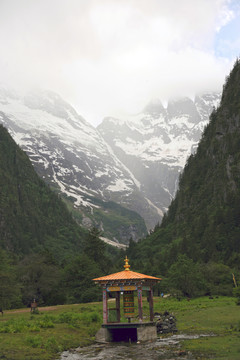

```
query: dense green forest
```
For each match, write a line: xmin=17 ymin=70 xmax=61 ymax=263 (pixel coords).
xmin=126 ymin=59 xmax=240 ymax=298
xmin=0 ymin=125 xmax=121 ymax=309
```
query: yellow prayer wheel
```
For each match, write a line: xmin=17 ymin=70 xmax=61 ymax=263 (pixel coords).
xmin=123 ymin=291 xmax=134 ymax=317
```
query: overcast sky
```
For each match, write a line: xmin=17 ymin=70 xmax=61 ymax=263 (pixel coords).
xmin=0 ymin=0 xmax=240 ymax=126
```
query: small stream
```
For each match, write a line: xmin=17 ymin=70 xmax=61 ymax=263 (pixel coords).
xmin=59 ymin=334 xmax=212 ymax=360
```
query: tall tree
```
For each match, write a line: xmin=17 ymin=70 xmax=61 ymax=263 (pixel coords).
xmin=63 ymin=255 xmax=101 ymax=303
xmin=167 ymin=254 xmax=204 ymax=297
xmin=83 ymin=227 xmax=110 ymax=272
xmin=18 ymin=253 xmax=65 ymax=306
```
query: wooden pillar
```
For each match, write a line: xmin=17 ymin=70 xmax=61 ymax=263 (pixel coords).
xmin=137 ymin=287 xmax=143 ymax=322
xmin=116 ymin=291 xmax=121 ymax=322
xmin=149 ymin=287 xmax=154 ymax=321
xmin=103 ymin=287 xmax=108 ymax=324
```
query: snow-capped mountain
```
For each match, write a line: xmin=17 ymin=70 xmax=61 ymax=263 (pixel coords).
xmin=98 ymin=93 xmax=221 ymax=221
xmin=0 ymin=88 xmax=154 ymax=242
xmin=0 ymin=87 xmax=220 ymax=242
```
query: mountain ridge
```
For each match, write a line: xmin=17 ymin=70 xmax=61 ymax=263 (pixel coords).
xmin=0 ymin=88 xmax=149 ymax=243
xmin=98 ymin=92 xmax=221 ymax=219
xmin=0 ymin=87 xmax=220 ymax=243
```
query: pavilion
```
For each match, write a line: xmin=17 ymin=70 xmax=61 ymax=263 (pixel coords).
xmin=93 ymin=256 xmax=161 ymax=342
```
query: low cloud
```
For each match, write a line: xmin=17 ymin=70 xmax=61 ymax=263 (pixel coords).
xmin=0 ymin=0 xmax=238 ymax=125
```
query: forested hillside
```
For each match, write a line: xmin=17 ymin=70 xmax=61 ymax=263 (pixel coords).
xmin=127 ymin=59 xmax=240 ymax=297
xmin=0 ymin=124 xmax=86 ymax=259
xmin=0 ymin=125 xmax=120 ymax=309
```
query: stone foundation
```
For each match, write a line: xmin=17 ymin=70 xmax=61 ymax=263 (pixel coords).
xmin=96 ymin=322 xmax=157 ymax=343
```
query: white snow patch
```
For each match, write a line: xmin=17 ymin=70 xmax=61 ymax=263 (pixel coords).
xmin=0 ymin=98 xmax=108 ymax=154
xmin=95 ymin=169 xmax=109 ymax=178
xmin=72 ymin=165 xmax=84 ymax=173
xmin=51 ymin=166 xmax=98 ymax=208
xmin=104 ymin=141 xmax=141 ymax=189
xmin=146 ymin=198 xmax=164 ymax=217
xmin=100 ymin=237 xmax=127 ymax=249
xmin=169 ymin=116 xmax=194 ymax=129
xmin=107 ymin=179 xmax=131 ymax=192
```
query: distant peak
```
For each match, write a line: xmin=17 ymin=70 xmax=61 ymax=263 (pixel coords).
xmin=143 ymin=98 xmax=165 ymax=115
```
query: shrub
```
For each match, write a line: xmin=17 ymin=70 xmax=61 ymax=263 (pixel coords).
xmin=44 ymin=336 xmax=62 ymax=352
xmin=26 ymin=335 xmax=43 ymax=348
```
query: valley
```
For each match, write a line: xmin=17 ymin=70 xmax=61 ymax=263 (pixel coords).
xmin=0 ymin=88 xmax=220 ymax=244
xmin=1 ymin=3 xmax=240 ymax=360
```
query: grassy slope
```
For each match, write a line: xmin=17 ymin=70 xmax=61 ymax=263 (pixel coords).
xmin=155 ymin=296 xmax=240 ymax=359
xmin=0 ymin=297 xmax=239 ymax=360
xmin=0 ymin=303 xmax=102 ymax=360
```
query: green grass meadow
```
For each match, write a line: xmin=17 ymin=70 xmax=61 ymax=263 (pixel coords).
xmin=154 ymin=296 xmax=240 ymax=359
xmin=0 ymin=296 xmax=239 ymax=359
xmin=0 ymin=303 xmax=102 ymax=360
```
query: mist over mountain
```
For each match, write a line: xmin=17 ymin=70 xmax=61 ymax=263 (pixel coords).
xmin=0 ymin=87 xmax=220 ymax=244
xmin=98 ymin=93 xmax=220 ymax=227
xmin=0 ymin=88 xmax=148 ymax=244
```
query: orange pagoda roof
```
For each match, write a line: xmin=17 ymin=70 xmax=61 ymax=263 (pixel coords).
xmin=93 ymin=256 xmax=161 ymax=282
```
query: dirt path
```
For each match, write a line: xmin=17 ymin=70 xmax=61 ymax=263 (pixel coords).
xmin=5 ymin=303 xmax=79 ymax=314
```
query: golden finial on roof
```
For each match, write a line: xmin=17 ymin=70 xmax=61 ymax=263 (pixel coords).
xmin=124 ymin=256 xmax=130 ymax=271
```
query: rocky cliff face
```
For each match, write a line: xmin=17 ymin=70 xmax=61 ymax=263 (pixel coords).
xmin=98 ymin=93 xmax=221 ymax=224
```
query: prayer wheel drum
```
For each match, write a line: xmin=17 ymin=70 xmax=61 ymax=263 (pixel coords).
xmin=123 ymin=291 xmax=134 ymax=318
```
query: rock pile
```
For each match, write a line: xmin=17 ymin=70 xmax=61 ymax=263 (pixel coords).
xmin=155 ymin=311 xmax=177 ymax=334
